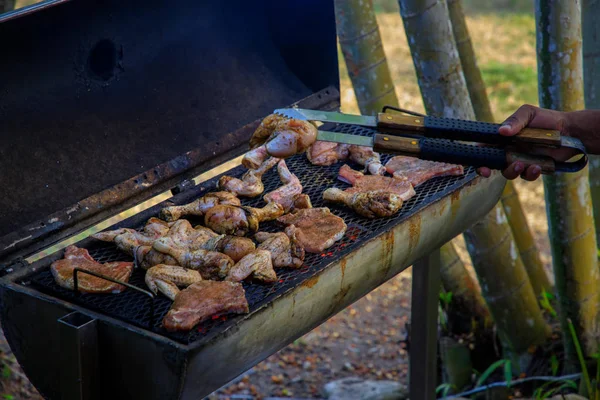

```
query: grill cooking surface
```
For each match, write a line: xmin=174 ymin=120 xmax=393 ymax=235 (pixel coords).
xmin=24 ymin=123 xmax=476 ymax=345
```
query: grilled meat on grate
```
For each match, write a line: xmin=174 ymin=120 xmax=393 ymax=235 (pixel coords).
xmin=338 ymin=164 xmax=416 ymax=201
xmin=145 ymin=264 xmax=202 ymax=300
xmin=263 ymin=159 xmax=309 ymax=212
xmin=276 ymin=207 xmax=347 ymax=253
xmin=92 ymin=217 xmax=172 ymax=256
xmin=218 ymin=156 xmax=279 ymax=197
xmin=163 ymin=281 xmax=249 ymax=332
xmin=254 ymin=226 xmax=305 ymax=268
xmin=385 ymin=156 xmax=464 ymax=187
xmin=323 ymin=188 xmax=403 ymax=218
xmin=204 ymin=201 xmax=284 ymax=236
xmin=159 ymin=191 xmax=241 ymax=222
xmin=348 ymin=145 xmax=386 ymax=176
xmin=51 ymin=245 xmax=134 ymax=293
xmin=225 ymin=249 xmax=277 ymax=283
xmin=306 ymin=141 xmax=350 ymax=166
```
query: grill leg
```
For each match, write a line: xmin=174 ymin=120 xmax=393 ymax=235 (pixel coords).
xmin=58 ymin=312 xmax=99 ymax=400
xmin=409 ymin=248 xmax=440 ymax=400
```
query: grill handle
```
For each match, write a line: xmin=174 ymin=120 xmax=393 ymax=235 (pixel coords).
xmin=73 ymin=268 xmax=156 ymax=327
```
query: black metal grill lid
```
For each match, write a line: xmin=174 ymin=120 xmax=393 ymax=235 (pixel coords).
xmin=0 ymin=0 xmax=339 ymax=251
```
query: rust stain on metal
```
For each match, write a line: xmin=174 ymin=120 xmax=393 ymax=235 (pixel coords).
xmin=340 ymin=259 xmax=347 ymax=280
xmin=381 ymin=230 xmax=394 ymax=277
xmin=450 ymin=190 xmax=461 ymax=220
xmin=302 ymin=275 xmax=320 ymax=289
xmin=408 ymin=214 xmax=421 ymax=251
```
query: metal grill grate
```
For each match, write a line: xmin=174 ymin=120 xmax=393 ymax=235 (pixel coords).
xmin=25 ymin=123 xmax=476 ymax=345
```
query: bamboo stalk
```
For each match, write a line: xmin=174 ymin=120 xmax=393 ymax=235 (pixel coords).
xmin=398 ymin=0 xmax=550 ymax=368
xmin=582 ymin=0 xmax=600 ymax=246
xmin=440 ymin=242 xmax=491 ymax=334
xmin=439 ymin=336 xmax=472 ymax=392
xmin=447 ymin=0 xmax=551 ymax=296
xmin=334 ymin=0 xmax=398 ymax=115
xmin=536 ymin=0 xmax=600 ymax=363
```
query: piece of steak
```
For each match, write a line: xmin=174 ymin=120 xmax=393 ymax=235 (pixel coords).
xmin=51 ymin=245 xmax=134 ymax=294
xmin=338 ymin=164 xmax=416 ymax=201
xmin=163 ymin=281 xmax=249 ymax=331
xmin=385 ymin=156 xmax=464 ymax=187
xmin=277 ymin=207 xmax=347 ymax=253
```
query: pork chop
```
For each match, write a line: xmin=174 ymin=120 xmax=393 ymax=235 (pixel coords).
xmin=163 ymin=281 xmax=249 ymax=331
xmin=385 ymin=156 xmax=464 ymax=187
xmin=51 ymin=245 xmax=134 ymax=294
xmin=338 ymin=164 xmax=416 ymax=201
xmin=277 ymin=207 xmax=347 ymax=253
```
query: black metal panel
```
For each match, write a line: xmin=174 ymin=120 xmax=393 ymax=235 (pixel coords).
xmin=20 ymin=122 xmax=477 ymax=346
xmin=0 ymin=0 xmax=339 ymax=237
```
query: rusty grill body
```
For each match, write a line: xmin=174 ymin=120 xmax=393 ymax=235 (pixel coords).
xmin=0 ymin=0 xmax=505 ymax=399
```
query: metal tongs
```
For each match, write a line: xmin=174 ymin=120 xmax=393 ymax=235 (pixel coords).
xmin=274 ymin=106 xmax=588 ymax=174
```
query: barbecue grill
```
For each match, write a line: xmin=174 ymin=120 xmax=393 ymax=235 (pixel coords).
xmin=0 ymin=1 xmax=506 ymax=399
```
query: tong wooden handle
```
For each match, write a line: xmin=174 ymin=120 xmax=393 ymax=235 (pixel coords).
xmin=376 ymin=113 xmax=561 ymax=146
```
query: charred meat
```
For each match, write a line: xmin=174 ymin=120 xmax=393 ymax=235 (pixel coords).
xmin=51 ymin=245 xmax=134 ymax=294
xmin=323 ymin=188 xmax=403 ymax=218
xmin=163 ymin=281 xmax=249 ymax=331
xmin=277 ymin=207 xmax=347 ymax=253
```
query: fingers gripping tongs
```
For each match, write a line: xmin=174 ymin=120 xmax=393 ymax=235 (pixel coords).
xmin=274 ymin=106 xmax=588 ymax=174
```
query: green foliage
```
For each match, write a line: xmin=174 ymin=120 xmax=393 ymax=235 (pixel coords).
xmin=475 ymin=359 xmax=511 ymax=387
xmin=480 ymin=61 xmax=538 ymax=117
xmin=436 ymin=383 xmax=457 ymax=397
xmin=439 ymin=291 xmax=453 ymax=308
xmin=2 ymin=395 xmax=14 ymax=400
xmin=1 ymin=366 xmax=10 ymax=380
xmin=550 ymin=354 xmax=559 ymax=376
xmin=567 ymin=318 xmax=593 ymax=397
xmin=532 ymin=379 xmax=578 ymax=399
xmin=539 ymin=289 xmax=558 ymax=318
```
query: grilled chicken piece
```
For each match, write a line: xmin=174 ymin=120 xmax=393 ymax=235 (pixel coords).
xmin=277 ymin=208 xmax=347 ymax=253
xmin=249 ymin=113 xmax=288 ymax=149
xmin=263 ymin=159 xmax=309 ymax=212
xmin=204 ymin=202 xmax=284 ymax=236
xmin=163 ymin=281 xmax=249 ymax=331
xmin=254 ymin=226 xmax=305 ymax=268
xmin=210 ymin=235 xmax=256 ymax=262
xmin=244 ymin=117 xmax=318 ymax=165
xmin=323 ymin=188 xmax=403 ymax=218
xmin=338 ymin=164 xmax=416 ymax=201
xmin=92 ymin=217 xmax=171 ymax=256
xmin=385 ymin=155 xmax=464 ymax=187
xmin=51 ymin=245 xmax=134 ymax=293
xmin=226 ymin=249 xmax=277 ymax=283
xmin=159 ymin=191 xmax=241 ymax=222
xmin=306 ymin=141 xmax=351 ymax=166
xmin=348 ymin=145 xmax=386 ymax=176
xmin=218 ymin=156 xmax=279 ymax=197
xmin=145 ymin=264 xmax=202 ymax=301
xmin=137 ymin=246 xmax=179 ymax=270
xmin=153 ymin=238 xmax=234 ymax=280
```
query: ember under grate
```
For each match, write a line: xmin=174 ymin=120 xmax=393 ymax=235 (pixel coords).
xmin=25 ymin=123 xmax=476 ymax=345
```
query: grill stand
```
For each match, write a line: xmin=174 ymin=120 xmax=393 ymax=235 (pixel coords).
xmin=57 ymin=312 xmax=99 ymax=400
xmin=409 ymin=249 xmax=441 ymax=399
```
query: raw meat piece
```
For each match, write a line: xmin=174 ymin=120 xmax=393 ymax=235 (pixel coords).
xmin=145 ymin=264 xmax=202 ymax=301
xmin=385 ymin=156 xmax=464 ymax=187
xmin=338 ymin=164 xmax=416 ymax=201
xmin=277 ymin=208 xmax=347 ymax=253
xmin=254 ymin=226 xmax=305 ymax=268
xmin=263 ymin=159 xmax=310 ymax=212
xmin=218 ymin=156 xmax=279 ymax=197
xmin=204 ymin=202 xmax=284 ymax=236
xmin=225 ymin=249 xmax=277 ymax=283
xmin=163 ymin=281 xmax=249 ymax=331
xmin=306 ymin=141 xmax=350 ymax=166
xmin=51 ymin=245 xmax=134 ymax=294
xmin=159 ymin=191 xmax=241 ymax=222
xmin=323 ymin=188 xmax=403 ymax=218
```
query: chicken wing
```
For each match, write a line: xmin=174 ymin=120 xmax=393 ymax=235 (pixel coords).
xmin=204 ymin=201 xmax=284 ymax=236
xmin=263 ymin=159 xmax=308 ymax=212
xmin=218 ymin=156 xmax=279 ymax=197
xmin=306 ymin=141 xmax=350 ymax=166
xmin=92 ymin=217 xmax=171 ymax=256
xmin=348 ymin=145 xmax=386 ymax=176
xmin=159 ymin=191 xmax=241 ymax=222
xmin=225 ymin=249 xmax=277 ymax=283
xmin=145 ymin=264 xmax=202 ymax=301
xmin=254 ymin=226 xmax=305 ymax=268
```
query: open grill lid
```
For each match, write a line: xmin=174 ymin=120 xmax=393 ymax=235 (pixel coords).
xmin=0 ymin=0 xmax=339 ymax=263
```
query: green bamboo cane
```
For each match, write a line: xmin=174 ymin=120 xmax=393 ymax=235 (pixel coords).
xmin=536 ymin=0 xmax=600 ymax=365
xmin=582 ymin=0 xmax=600 ymax=247
xmin=398 ymin=0 xmax=550 ymax=369
xmin=447 ymin=0 xmax=551 ymax=296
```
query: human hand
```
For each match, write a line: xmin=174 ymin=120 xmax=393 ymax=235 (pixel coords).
xmin=477 ymin=104 xmax=584 ymax=181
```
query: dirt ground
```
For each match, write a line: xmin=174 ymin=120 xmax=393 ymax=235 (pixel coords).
xmin=0 ymin=2 xmax=554 ymax=399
